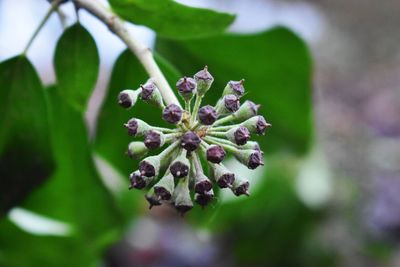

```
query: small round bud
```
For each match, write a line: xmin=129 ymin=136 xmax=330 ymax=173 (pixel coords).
xmin=232 ymin=178 xmax=250 ymax=196
xmin=223 ymin=79 xmax=245 ymax=97
xmin=169 ymin=150 xmax=190 ymax=178
xmin=139 ymin=156 xmax=161 ymax=177
xmin=248 ymin=150 xmax=264 ymax=169
xmin=226 ymin=126 xmax=251 ymax=145
xmin=194 ymin=66 xmax=214 ymax=96
xmin=140 ymin=79 xmax=165 ymax=108
xmin=145 ymin=188 xmax=161 ymax=209
xmin=173 ymin=178 xmax=193 ymax=215
xmin=118 ymin=89 xmax=139 ymax=108
xmin=176 ymin=77 xmax=197 ymax=101
xmin=194 ymin=173 xmax=213 ymax=194
xmin=129 ymin=171 xmax=147 ymax=189
xmin=127 ymin=141 xmax=148 ymax=159
xmin=233 ymin=100 xmax=260 ymax=121
xmin=242 ymin=141 xmax=262 ymax=152
xmin=212 ymin=164 xmax=235 ymax=188
xmin=241 ymin=115 xmax=271 ymax=135
xmin=256 ymin=116 xmax=271 ymax=135
xmin=224 ymin=95 xmax=240 ymax=112
xmin=198 ymin=105 xmax=217 ymax=125
xmin=206 ymin=145 xmax=226 ymax=163
xmin=181 ymin=131 xmax=201 ymax=151
xmin=124 ymin=118 xmax=150 ymax=137
xmin=162 ymin=104 xmax=183 ymax=124
xmin=195 ymin=190 xmax=214 ymax=208
xmin=144 ymin=131 xmax=165 ymax=150
xmin=154 ymin=173 xmax=175 ymax=201
xmin=234 ymin=126 xmax=250 ymax=145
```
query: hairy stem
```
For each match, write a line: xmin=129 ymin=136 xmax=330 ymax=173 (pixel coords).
xmin=73 ymin=0 xmax=181 ymax=107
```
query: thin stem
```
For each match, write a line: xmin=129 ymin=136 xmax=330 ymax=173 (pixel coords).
xmin=164 ymin=132 xmax=183 ymax=142
xmin=208 ymin=124 xmax=236 ymax=132
xmin=184 ymin=99 xmax=191 ymax=114
xmin=152 ymin=127 xmax=178 ymax=133
xmin=73 ymin=0 xmax=180 ymax=107
xmin=23 ymin=0 xmax=62 ymax=54
xmin=203 ymin=136 xmax=237 ymax=154
xmin=207 ymin=131 xmax=226 ymax=138
xmin=190 ymin=95 xmax=202 ymax=125
xmin=213 ymin=114 xmax=234 ymax=127
xmin=192 ymin=152 xmax=204 ymax=175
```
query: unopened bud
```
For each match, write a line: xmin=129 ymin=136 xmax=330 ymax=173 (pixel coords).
xmin=241 ymin=115 xmax=271 ymax=135
xmin=194 ymin=66 xmax=214 ymax=96
xmin=173 ymin=178 xmax=193 ymax=215
xmin=241 ymin=141 xmax=262 ymax=152
xmin=206 ymin=145 xmax=226 ymax=163
xmin=169 ymin=150 xmax=190 ymax=178
xmin=226 ymin=126 xmax=251 ymax=145
xmin=144 ymin=130 xmax=165 ymax=150
xmin=235 ymin=149 xmax=264 ymax=170
xmin=223 ymin=79 xmax=245 ymax=97
xmin=140 ymin=79 xmax=164 ymax=108
xmin=211 ymin=163 xmax=235 ymax=188
xmin=194 ymin=173 xmax=213 ymax=194
xmin=127 ymin=141 xmax=148 ymax=159
xmin=181 ymin=131 xmax=201 ymax=151
xmin=162 ymin=104 xmax=183 ymax=124
xmin=176 ymin=77 xmax=197 ymax=101
xmin=124 ymin=118 xmax=150 ymax=137
xmin=139 ymin=155 xmax=161 ymax=177
xmin=118 ymin=89 xmax=140 ymax=108
xmin=154 ymin=173 xmax=175 ymax=200
xmin=145 ymin=188 xmax=161 ymax=209
xmin=129 ymin=170 xmax=150 ymax=189
xmin=233 ymin=100 xmax=260 ymax=121
xmin=198 ymin=105 xmax=217 ymax=125
xmin=195 ymin=189 xmax=214 ymax=208
xmin=216 ymin=94 xmax=240 ymax=116
xmin=232 ymin=177 xmax=250 ymax=196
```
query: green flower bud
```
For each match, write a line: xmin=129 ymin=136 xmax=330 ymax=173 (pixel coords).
xmin=234 ymin=149 xmax=264 ymax=170
xmin=139 ymin=155 xmax=161 ymax=177
xmin=140 ymin=79 xmax=165 ymax=108
xmin=194 ymin=66 xmax=213 ymax=97
xmin=124 ymin=118 xmax=151 ymax=137
xmin=145 ymin=187 xmax=161 ymax=209
xmin=241 ymin=115 xmax=271 ymax=135
xmin=173 ymin=177 xmax=193 ymax=215
xmin=154 ymin=172 xmax=175 ymax=200
xmin=225 ymin=126 xmax=251 ymax=145
xmin=233 ymin=100 xmax=260 ymax=121
xmin=211 ymin=163 xmax=235 ymax=188
xmin=169 ymin=149 xmax=190 ymax=178
xmin=129 ymin=170 xmax=151 ymax=189
xmin=127 ymin=141 xmax=148 ymax=159
xmin=118 ymin=89 xmax=141 ymax=109
xmin=194 ymin=173 xmax=213 ymax=194
xmin=215 ymin=94 xmax=240 ymax=116
xmin=241 ymin=141 xmax=262 ymax=152
xmin=231 ymin=177 xmax=250 ymax=196
xmin=144 ymin=130 xmax=165 ymax=150
xmin=195 ymin=189 xmax=214 ymax=208
xmin=222 ymin=79 xmax=245 ymax=97
xmin=176 ymin=77 xmax=197 ymax=101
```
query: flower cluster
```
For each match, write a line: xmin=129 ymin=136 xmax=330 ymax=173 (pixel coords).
xmin=118 ymin=66 xmax=271 ymax=214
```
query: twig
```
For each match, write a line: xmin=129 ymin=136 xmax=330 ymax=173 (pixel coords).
xmin=72 ymin=0 xmax=181 ymax=107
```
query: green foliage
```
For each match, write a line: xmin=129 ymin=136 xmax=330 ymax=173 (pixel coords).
xmin=0 ymin=56 xmax=54 ymax=216
xmin=109 ymin=0 xmax=235 ymax=39
xmin=156 ymin=27 xmax=313 ymax=155
xmin=54 ymin=24 xmax=100 ymax=112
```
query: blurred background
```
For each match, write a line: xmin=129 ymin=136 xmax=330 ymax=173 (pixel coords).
xmin=1 ymin=0 xmax=400 ymax=266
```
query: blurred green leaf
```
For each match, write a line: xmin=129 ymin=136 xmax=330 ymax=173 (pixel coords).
xmin=54 ymin=24 xmax=99 ymax=111
xmin=0 ymin=56 xmax=54 ymax=216
xmin=109 ymin=0 xmax=235 ymax=39
xmin=21 ymin=87 xmax=121 ymax=250
xmin=0 ymin=218 xmax=93 ymax=267
xmin=94 ymin=49 xmax=180 ymax=178
xmin=156 ymin=27 xmax=313 ymax=155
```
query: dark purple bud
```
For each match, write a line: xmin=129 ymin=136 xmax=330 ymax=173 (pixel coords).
xmin=140 ymin=81 xmax=156 ymax=101
xmin=125 ymin=118 xmax=138 ymax=136
xmin=198 ymin=105 xmax=217 ymax=125
xmin=248 ymin=150 xmax=264 ymax=169
xmin=118 ymin=91 xmax=134 ymax=108
xmin=173 ymin=178 xmax=193 ymax=215
xmin=217 ymin=173 xmax=235 ymax=188
xmin=162 ymin=104 xmax=183 ymax=124
xmin=139 ymin=160 xmax=156 ymax=177
xmin=234 ymin=126 xmax=250 ymax=145
xmin=175 ymin=204 xmax=193 ymax=215
xmin=224 ymin=94 xmax=240 ymax=112
xmin=228 ymin=79 xmax=245 ymax=96
xmin=144 ymin=131 xmax=164 ymax=149
xmin=153 ymin=173 xmax=174 ymax=201
xmin=170 ymin=161 xmax=189 ymax=178
xmin=206 ymin=145 xmax=226 ymax=163
xmin=129 ymin=171 xmax=147 ymax=189
xmin=154 ymin=187 xmax=171 ymax=200
xmin=195 ymin=190 xmax=214 ymax=208
xmin=233 ymin=181 xmax=250 ymax=196
xmin=194 ymin=66 xmax=214 ymax=96
xmin=256 ymin=116 xmax=270 ymax=135
xmin=176 ymin=77 xmax=196 ymax=100
xmin=181 ymin=131 xmax=201 ymax=151
xmin=194 ymin=66 xmax=213 ymax=82
xmin=145 ymin=194 xmax=161 ymax=209
xmin=194 ymin=176 xmax=213 ymax=194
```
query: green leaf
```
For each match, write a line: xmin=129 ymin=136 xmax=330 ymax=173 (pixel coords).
xmin=0 ymin=56 xmax=54 ymax=216
xmin=54 ymin=24 xmax=99 ymax=111
xmin=94 ymin=49 xmax=181 ymax=177
xmin=109 ymin=0 xmax=235 ymax=39
xmin=156 ymin=27 xmax=313 ymax=154
xmin=21 ymin=87 xmax=121 ymax=249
